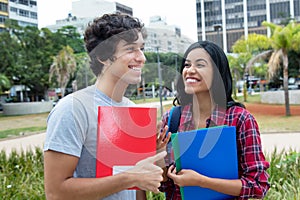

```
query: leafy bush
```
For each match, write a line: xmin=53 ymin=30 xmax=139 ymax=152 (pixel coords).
xmin=0 ymin=148 xmax=45 ymax=200
xmin=264 ymin=149 xmax=300 ymax=200
xmin=0 ymin=147 xmax=299 ymax=199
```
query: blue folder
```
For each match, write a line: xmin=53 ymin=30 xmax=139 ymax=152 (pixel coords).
xmin=171 ymin=126 xmax=238 ymax=200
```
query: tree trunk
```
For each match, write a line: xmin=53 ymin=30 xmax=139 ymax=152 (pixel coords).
xmin=282 ymin=53 xmax=291 ymax=116
xmin=61 ymin=87 xmax=65 ymax=98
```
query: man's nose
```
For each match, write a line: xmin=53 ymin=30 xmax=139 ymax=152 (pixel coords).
xmin=135 ymin=49 xmax=146 ymax=63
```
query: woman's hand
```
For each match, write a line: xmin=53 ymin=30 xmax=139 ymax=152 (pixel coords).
xmin=156 ymin=122 xmax=171 ymax=152
xmin=167 ymin=165 xmax=208 ymax=187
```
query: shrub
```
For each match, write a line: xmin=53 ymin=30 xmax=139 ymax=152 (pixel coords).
xmin=0 ymin=147 xmax=299 ymax=199
xmin=264 ymin=149 xmax=300 ymax=200
xmin=0 ymin=148 xmax=45 ymax=200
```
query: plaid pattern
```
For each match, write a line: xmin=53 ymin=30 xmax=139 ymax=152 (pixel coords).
xmin=159 ymin=104 xmax=270 ymax=200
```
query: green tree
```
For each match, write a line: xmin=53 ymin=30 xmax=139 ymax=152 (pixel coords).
xmin=49 ymin=46 xmax=77 ymax=97
xmin=0 ymin=74 xmax=10 ymax=92
xmin=246 ymin=21 xmax=300 ymax=116
xmin=227 ymin=54 xmax=250 ymax=99
xmin=0 ymin=20 xmax=54 ymax=101
xmin=54 ymin=26 xmax=85 ymax=53
xmin=74 ymin=52 xmax=96 ymax=90
xmin=231 ymin=33 xmax=270 ymax=101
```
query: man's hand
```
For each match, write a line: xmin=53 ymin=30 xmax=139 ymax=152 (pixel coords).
xmin=126 ymin=151 xmax=167 ymax=193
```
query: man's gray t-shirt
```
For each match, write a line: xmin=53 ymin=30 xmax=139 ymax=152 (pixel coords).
xmin=44 ymin=85 xmax=136 ymax=200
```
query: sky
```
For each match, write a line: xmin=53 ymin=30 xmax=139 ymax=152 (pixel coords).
xmin=37 ymin=0 xmax=198 ymax=41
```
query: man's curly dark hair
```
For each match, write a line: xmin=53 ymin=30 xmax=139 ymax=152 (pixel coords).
xmin=84 ymin=13 xmax=146 ymax=76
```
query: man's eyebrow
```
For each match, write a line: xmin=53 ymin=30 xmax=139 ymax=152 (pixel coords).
xmin=123 ymin=42 xmax=145 ymax=46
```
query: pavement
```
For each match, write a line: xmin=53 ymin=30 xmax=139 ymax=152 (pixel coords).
xmin=0 ymin=99 xmax=299 ymax=156
xmin=1 ymin=131 xmax=299 ymax=156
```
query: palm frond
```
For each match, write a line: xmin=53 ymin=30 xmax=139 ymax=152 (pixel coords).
xmin=268 ymin=49 xmax=283 ymax=78
xmin=245 ymin=50 xmax=273 ymax=72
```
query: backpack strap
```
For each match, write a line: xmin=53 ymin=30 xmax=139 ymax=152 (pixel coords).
xmin=167 ymin=106 xmax=181 ymax=134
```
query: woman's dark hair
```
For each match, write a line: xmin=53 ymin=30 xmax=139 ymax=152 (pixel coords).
xmin=174 ymin=40 xmax=244 ymax=108
xmin=84 ymin=13 xmax=146 ymax=76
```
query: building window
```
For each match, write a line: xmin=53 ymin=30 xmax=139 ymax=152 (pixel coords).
xmin=30 ymin=12 xmax=37 ymax=19
xmin=0 ymin=3 xmax=8 ymax=12
xmin=0 ymin=15 xmax=8 ymax=23
xmin=19 ymin=0 xmax=29 ymax=6
xmin=30 ymin=1 xmax=36 ymax=6
xmin=10 ymin=7 xmax=18 ymax=13
xmin=19 ymin=9 xmax=29 ymax=17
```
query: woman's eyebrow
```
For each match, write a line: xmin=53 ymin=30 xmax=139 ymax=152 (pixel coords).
xmin=186 ymin=58 xmax=208 ymax=64
xmin=195 ymin=58 xmax=208 ymax=64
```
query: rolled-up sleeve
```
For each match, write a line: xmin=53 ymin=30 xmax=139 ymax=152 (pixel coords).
xmin=237 ymin=112 xmax=270 ymax=199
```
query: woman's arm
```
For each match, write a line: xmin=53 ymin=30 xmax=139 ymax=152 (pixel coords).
xmin=167 ymin=165 xmax=242 ymax=196
xmin=236 ymin=112 xmax=270 ymax=199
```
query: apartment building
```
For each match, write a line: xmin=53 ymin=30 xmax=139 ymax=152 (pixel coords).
xmin=196 ymin=0 xmax=300 ymax=52
xmin=8 ymin=0 xmax=38 ymax=27
xmin=0 ymin=0 xmax=8 ymax=32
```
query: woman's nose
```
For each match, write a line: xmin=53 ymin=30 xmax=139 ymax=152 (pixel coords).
xmin=186 ymin=64 xmax=197 ymax=73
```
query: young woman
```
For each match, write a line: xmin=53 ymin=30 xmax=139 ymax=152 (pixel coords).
xmin=159 ymin=41 xmax=270 ymax=199
xmin=44 ymin=13 xmax=166 ymax=200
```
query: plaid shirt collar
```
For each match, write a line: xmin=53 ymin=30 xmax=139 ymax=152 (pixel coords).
xmin=180 ymin=103 xmax=227 ymax=130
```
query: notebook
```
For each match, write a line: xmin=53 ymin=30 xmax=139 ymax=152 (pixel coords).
xmin=171 ymin=126 xmax=238 ymax=200
xmin=96 ymin=106 xmax=157 ymax=189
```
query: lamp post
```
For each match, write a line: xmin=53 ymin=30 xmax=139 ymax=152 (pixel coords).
xmin=174 ymin=54 xmax=178 ymax=73
xmin=213 ymin=23 xmax=222 ymax=48
xmin=156 ymin=47 xmax=163 ymax=118
xmin=84 ymin=57 xmax=88 ymax=88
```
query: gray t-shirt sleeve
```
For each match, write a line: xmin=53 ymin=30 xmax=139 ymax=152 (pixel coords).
xmin=44 ymin=94 xmax=87 ymax=157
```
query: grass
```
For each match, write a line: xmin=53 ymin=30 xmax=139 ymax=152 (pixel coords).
xmin=0 ymin=127 xmax=46 ymax=139
xmin=0 ymin=94 xmax=299 ymax=139
xmin=255 ymin=115 xmax=300 ymax=133
xmin=0 ymin=112 xmax=48 ymax=139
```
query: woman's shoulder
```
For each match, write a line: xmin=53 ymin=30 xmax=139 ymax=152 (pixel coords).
xmin=227 ymin=104 xmax=253 ymax=118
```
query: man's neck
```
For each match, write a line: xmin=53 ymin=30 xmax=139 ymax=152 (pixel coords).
xmin=95 ymin=77 xmax=128 ymax=103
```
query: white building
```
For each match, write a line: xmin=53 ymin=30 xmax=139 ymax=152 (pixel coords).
xmin=72 ymin=0 xmax=132 ymax=18
xmin=8 ymin=0 xmax=38 ymax=27
xmin=45 ymin=0 xmax=132 ymax=36
xmin=145 ymin=16 xmax=194 ymax=54
xmin=45 ymin=0 xmax=194 ymax=54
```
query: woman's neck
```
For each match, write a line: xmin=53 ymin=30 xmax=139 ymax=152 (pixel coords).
xmin=192 ymin=92 xmax=215 ymax=128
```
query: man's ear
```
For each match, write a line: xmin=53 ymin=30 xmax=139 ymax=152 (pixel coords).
xmin=97 ymin=57 xmax=112 ymax=66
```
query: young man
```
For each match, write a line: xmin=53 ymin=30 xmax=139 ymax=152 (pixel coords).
xmin=44 ymin=13 xmax=167 ymax=200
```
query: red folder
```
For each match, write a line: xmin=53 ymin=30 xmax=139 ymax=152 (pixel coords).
xmin=96 ymin=106 xmax=157 ymax=189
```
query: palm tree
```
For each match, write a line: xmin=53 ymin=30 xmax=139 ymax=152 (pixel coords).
xmin=49 ymin=46 xmax=77 ymax=97
xmin=0 ymin=74 xmax=11 ymax=93
xmin=231 ymin=33 xmax=270 ymax=101
xmin=246 ymin=21 xmax=300 ymax=116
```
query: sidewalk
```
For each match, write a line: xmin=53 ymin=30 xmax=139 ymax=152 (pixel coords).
xmin=261 ymin=132 xmax=300 ymax=155
xmin=0 ymin=131 xmax=299 ymax=156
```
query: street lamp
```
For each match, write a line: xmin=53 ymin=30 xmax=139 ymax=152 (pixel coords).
xmin=213 ymin=23 xmax=222 ymax=48
xmin=174 ymin=54 xmax=178 ymax=73
xmin=156 ymin=47 xmax=163 ymax=118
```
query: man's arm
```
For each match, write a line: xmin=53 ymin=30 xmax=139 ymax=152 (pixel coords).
xmin=44 ymin=150 xmax=166 ymax=200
